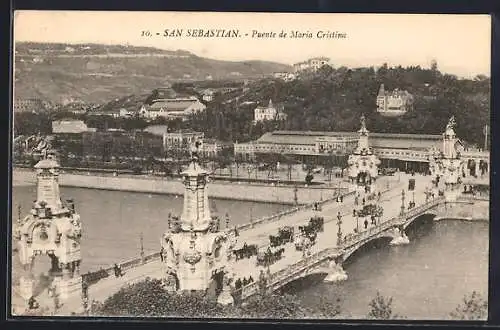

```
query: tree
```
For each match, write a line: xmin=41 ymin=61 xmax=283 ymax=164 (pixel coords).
xmin=450 ymin=291 xmax=488 ymax=320
xmin=92 ymin=278 xmax=341 ymax=318
xmin=367 ymin=292 xmax=404 ymax=320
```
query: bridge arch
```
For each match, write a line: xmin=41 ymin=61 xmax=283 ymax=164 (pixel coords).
xmin=342 ymin=236 xmax=394 ymax=265
xmin=275 ymin=271 xmax=330 ymax=295
xmin=402 ymin=212 xmax=437 ymax=231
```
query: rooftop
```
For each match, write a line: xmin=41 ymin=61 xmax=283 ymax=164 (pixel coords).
xmin=252 ymin=130 xmax=444 ymax=150
xmin=147 ymin=99 xmax=202 ymax=112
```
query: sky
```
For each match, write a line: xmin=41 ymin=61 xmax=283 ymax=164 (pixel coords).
xmin=13 ymin=11 xmax=491 ymax=78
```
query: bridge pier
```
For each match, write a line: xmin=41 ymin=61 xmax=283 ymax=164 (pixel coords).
xmin=216 ymin=272 xmax=234 ymax=305
xmin=389 ymin=226 xmax=410 ymax=246
xmin=323 ymin=258 xmax=348 ymax=283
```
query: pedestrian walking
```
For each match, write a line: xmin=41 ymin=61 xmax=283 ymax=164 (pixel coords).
xmin=364 ymin=219 xmax=368 ymax=229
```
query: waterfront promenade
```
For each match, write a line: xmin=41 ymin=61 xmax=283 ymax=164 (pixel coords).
xmin=12 ymin=168 xmax=348 ymax=205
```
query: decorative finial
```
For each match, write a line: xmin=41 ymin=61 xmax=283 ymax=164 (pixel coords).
xmin=446 ymin=116 xmax=456 ymax=131
xmin=190 ymin=139 xmax=202 ymax=163
xmin=360 ymin=113 xmax=366 ymax=130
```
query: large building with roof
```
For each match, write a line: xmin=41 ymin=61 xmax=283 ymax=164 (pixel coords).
xmin=139 ymin=96 xmax=206 ymax=121
xmin=376 ymin=84 xmax=414 ymax=117
xmin=293 ymin=57 xmax=331 ymax=72
xmin=234 ymin=130 xmax=473 ymax=173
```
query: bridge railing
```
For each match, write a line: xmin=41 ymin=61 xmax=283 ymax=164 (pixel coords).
xmin=235 ymin=190 xmax=356 ymax=232
xmin=240 ymin=247 xmax=341 ymax=299
xmin=457 ymin=195 xmax=489 ymax=202
xmin=240 ymin=196 xmax=448 ymax=299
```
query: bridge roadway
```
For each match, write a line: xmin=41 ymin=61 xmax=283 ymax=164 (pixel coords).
xmin=46 ymin=173 xmax=433 ymax=315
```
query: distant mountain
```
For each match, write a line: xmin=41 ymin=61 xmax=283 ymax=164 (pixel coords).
xmin=13 ymin=42 xmax=292 ymax=104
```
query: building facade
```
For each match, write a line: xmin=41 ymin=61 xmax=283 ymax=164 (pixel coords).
xmin=52 ymin=120 xmax=93 ymax=134
xmin=14 ymin=98 xmax=52 ymax=113
xmin=162 ymin=130 xmax=205 ymax=152
xmin=273 ymin=72 xmax=297 ymax=82
xmin=139 ymin=97 xmax=207 ymax=121
xmin=253 ymin=100 xmax=287 ymax=122
xmin=293 ymin=57 xmax=331 ymax=72
xmin=376 ymin=84 xmax=414 ymax=117
xmin=234 ymin=129 xmax=489 ymax=175
xmin=234 ymin=131 xmax=358 ymax=165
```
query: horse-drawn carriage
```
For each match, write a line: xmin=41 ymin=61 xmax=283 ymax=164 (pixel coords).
xmin=232 ymin=242 xmax=258 ymax=261
xmin=298 ymin=216 xmax=324 ymax=237
xmin=309 ymin=216 xmax=324 ymax=232
xmin=256 ymin=247 xmax=285 ymax=266
xmin=357 ymin=204 xmax=377 ymax=218
xmin=269 ymin=226 xmax=294 ymax=247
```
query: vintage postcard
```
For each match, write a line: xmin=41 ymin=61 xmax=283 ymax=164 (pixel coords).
xmin=10 ymin=11 xmax=490 ymax=320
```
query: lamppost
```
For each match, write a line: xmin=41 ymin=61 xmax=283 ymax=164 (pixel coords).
xmin=400 ymin=189 xmax=406 ymax=216
xmin=336 ymin=212 xmax=343 ymax=245
xmin=140 ymin=232 xmax=145 ymax=264
xmin=356 ymin=212 xmax=359 ymax=233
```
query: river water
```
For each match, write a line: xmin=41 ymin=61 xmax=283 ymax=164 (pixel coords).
xmin=11 ymin=186 xmax=488 ymax=320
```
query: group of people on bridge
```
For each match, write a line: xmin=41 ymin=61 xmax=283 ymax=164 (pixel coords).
xmin=234 ymin=275 xmax=255 ymax=290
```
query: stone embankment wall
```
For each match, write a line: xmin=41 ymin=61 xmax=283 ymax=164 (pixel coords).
xmin=12 ymin=168 xmax=347 ymax=205
xmin=436 ymin=198 xmax=489 ymax=221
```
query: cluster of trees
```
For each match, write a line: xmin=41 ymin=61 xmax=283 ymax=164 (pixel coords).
xmin=91 ymin=278 xmax=340 ymax=318
xmin=188 ymin=63 xmax=490 ymax=146
xmin=90 ymin=278 xmax=487 ymax=320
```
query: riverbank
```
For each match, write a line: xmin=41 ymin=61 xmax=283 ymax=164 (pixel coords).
xmin=12 ymin=168 xmax=349 ymax=204
xmin=435 ymin=198 xmax=489 ymax=222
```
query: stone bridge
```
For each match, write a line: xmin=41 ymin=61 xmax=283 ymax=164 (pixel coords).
xmin=237 ymin=195 xmax=483 ymax=300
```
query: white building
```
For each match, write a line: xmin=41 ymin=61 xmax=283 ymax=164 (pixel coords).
xmin=293 ymin=57 xmax=331 ymax=72
xmin=376 ymin=84 xmax=414 ymax=117
xmin=273 ymin=72 xmax=297 ymax=82
xmin=202 ymin=89 xmax=215 ymax=102
xmin=253 ymin=99 xmax=287 ymax=122
xmin=52 ymin=120 xmax=93 ymax=134
xmin=139 ymin=97 xmax=206 ymax=121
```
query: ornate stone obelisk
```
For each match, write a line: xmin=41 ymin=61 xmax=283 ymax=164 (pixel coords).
xmin=429 ymin=116 xmax=465 ymax=196
xmin=14 ymin=151 xmax=83 ymax=307
xmin=347 ymin=114 xmax=381 ymax=188
xmin=161 ymin=140 xmax=234 ymax=304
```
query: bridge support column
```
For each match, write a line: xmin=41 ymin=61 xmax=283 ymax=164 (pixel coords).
xmin=54 ymin=263 xmax=82 ymax=301
xmin=390 ymin=226 xmax=410 ymax=246
xmin=163 ymin=272 xmax=178 ymax=292
xmin=217 ymin=272 xmax=234 ymax=306
xmin=323 ymin=258 xmax=348 ymax=283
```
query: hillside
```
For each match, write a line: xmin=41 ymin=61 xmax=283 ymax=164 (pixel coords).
xmin=13 ymin=42 xmax=292 ymax=104
xmin=185 ymin=65 xmax=490 ymax=147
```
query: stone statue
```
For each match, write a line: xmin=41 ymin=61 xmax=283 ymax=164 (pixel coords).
xmin=446 ymin=116 xmax=456 ymax=131
xmin=190 ymin=139 xmax=203 ymax=160
xmin=360 ymin=113 xmax=366 ymax=130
